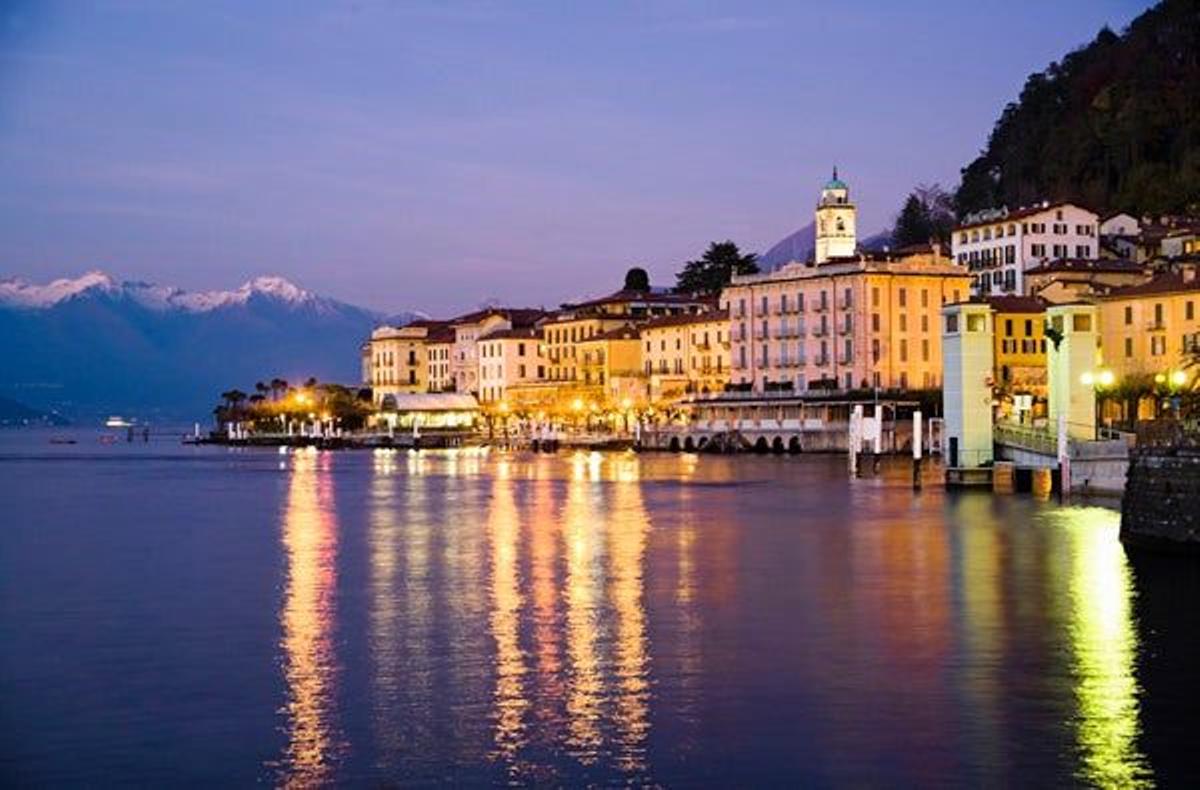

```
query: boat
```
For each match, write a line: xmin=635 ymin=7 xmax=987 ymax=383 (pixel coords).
xmin=49 ymin=436 xmax=77 ymax=445
xmin=105 ymin=416 xmax=133 ymax=428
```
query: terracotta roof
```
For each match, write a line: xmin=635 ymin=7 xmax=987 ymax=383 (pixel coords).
xmin=586 ymin=324 xmax=641 ymax=342
xmin=479 ymin=326 xmax=541 ymax=341
xmin=954 ymin=201 xmax=1094 ymax=232
xmin=562 ymin=288 xmax=709 ymax=311
xmin=449 ymin=307 xmax=546 ymax=327
xmin=1100 ymin=272 xmax=1200 ymax=300
xmin=639 ymin=308 xmax=729 ymax=331
xmin=985 ymin=295 xmax=1047 ymax=314
xmin=1024 ymin=258 xmax=1146 ymax=275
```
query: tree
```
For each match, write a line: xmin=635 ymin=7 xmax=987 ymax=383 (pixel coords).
xmin=623 ymin=267 xmax=650 ymax=293
xmin=304 ymin=376 xmax=318 ymax=389
xmin=675 ymin=241 xmax=759 ymax=295
xmin=891 ymin=184 xmax=956 ymax=247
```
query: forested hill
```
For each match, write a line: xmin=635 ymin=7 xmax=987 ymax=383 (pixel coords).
xmin=956 ymin=0 xmax=1200 ymax=219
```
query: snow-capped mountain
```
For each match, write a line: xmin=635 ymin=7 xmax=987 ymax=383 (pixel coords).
xmin=0 ymin=271 xmax=420 ymax=420
xmin=0 ymin=270 xmax=350 ymax=314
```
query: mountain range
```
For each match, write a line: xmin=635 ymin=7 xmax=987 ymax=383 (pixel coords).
xmin=0 ymin=271 xmax=419 ymax=422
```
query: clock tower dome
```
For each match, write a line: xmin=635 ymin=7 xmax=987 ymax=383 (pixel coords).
xmin=814 ymin=167 xmax=856 ymax=264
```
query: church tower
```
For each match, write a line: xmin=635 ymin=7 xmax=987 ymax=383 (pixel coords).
xmin=814 ymin=167 xmax=856 ymax=264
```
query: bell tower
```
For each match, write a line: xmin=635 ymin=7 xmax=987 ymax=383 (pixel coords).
xmin=814 ymin=167 xmax=856 ymax=264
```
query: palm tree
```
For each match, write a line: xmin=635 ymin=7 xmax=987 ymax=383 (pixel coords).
xmin=255 ymin=381 xmax=268 ymax=400
xmin=269 ymin=377 xmax=286 ymax=401
xmin=304 ymin=376 xmax=318 ymax=389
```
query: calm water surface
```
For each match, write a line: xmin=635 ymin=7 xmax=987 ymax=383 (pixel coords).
xmin=2 ymin=429 xmax=1199 ymax=786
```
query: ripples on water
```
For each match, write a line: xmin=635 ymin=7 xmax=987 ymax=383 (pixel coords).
xmin=2 ymin=434 xmax=1197 ymax=785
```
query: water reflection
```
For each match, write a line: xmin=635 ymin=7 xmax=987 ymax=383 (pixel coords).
xmin=562 ymin=454 xmax=605 ymax=760
xmin=1060 ymin=508 xmax=1150 ymax=787
xmin=276 ymin=448 xmax=341 ymax=786
xmin=488 ymin=460 xmax=529 ymax=770
xmin=607 ymin=456 xmax=650 ymax=772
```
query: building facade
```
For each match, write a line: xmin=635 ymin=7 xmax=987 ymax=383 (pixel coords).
xmin=449 ymin=308 xmax=544 ymax=395
xmin=952 ymin=202 xmax=1099 ymax=296
xmin=1097 ymin=271 xmax=1200 ymax=383
xmin=476 ymin=327 xmax=547 ymax=404
xmin=640 ymin=309 xmax=731 ymax=402
xmin=989 ymin=295 xmax=1048 ymax=400
xmin=723 ymin=246 xmax=971 ymax=392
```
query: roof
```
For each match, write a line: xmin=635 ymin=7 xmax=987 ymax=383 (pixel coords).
xmin=562 ymin=288 xmax=710 ymax=311
xmin=449 ymin=307 xmax=546 ymax=327
xmin=479 ymin=326 xmax=541 ymax=341
xmin=1100 ymin=272 xmax=1200 ymax=300
xmin=585 ymin=324 xmax=641 ymax=342
xmin=955 ymin=201 xmax=1095 ymax=232
xmin=1024 ymin=258 xmax=1146 ymax=276
xmin=639 ymin=308 xmax=729 ymax=331
xmin=986 ymin=295 xmax=1047 ymax=314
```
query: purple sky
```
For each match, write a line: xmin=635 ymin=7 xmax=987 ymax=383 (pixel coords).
xmin=1 ymin=0 xmax=1149 ymax=315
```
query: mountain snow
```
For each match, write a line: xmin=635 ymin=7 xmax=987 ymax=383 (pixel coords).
xmin=0 ymin=270 xmax=345 ymax=314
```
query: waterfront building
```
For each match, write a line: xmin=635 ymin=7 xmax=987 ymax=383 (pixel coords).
xmin=449 ymin=308 xmax=545 ymax=395
xmin=364 ymin=320 xmax=449 ymax=405
xmin=639 ymin=309 xmax=731 ymax=402
xmin=368 ymin=392 xmax=479 ymax=432
xmin=814 ymin=168 xmax=856 ymax=264
xmin=989 ymin=295 xmax=1048 ymax=401
xmin=1046 ymin=303 xmax=1099 ymax=441
xmin=1096 ymin=271 xmax=1200 ymax=383
xmin=941 ymin=302 xmax=995 ymax=468
xmin=722 ymin=243 xmax=970 ymax=393
xmin=424 ymin=324 xmax=455 ymax=392
xmin=952 ymin=201 xmax=1099 ymax=296
xmin=476 ymin=326 xmax=547 ymax=404
xmin=1024 ymin=258 xmax=1150 ymax=303
xmin=542 ymin=280 xmax=711 ymax=385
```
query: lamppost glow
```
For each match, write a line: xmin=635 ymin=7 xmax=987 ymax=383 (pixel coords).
xmin=1171 ymin=369 xmax=1188 ymax=388
xmin=1098 ymin=370 xmax=1115 ymax=388
xmin=1080 ymin=371 xmax=1095 ymax=386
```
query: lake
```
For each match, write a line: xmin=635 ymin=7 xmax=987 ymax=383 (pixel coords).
xmin=2 ymin=428 xmax=1198 ymax=786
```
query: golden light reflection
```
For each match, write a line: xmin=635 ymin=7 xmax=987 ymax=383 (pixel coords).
xmin=563 ymin=462 xmax=604 ymax=760
xmin=608 ymin=456 xmax=650 ymax=772
xmin=277 ymin=448 xmax=341 ymax=787
xmin=528 ymin=472 xmax=565 ymax=744
xmin=1064 ymin=508 xmax=1151 ymax=788
xmin=488 ymin=461 xmax=529 ymax=765
xmin=368 ymin=445 xmax=402 ymax=766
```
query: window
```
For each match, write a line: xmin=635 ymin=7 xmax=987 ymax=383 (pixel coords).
xmin=872 ymin=313 xmax=880 ymax=332
xmin=872 ymin=339 xmax=880 ymax=363
xmin=921 ymin=339 xmax=929 ymax=362
xmin=899 ymin=314 xmax=908 ymax=332
xmin=1024 ymin=319 xmax=1033 ymax=336
xmin=1125 ymin=337 xmax=1133 ymax=358
xmin=872 ymin=287 xmax=880 ymax=307
xmin=1189 ymin=301 xmax=1195 ymax=321
xmin=1005 ymin=319 xmax=1013 ymax=337
xmin=898 ymin=288 xmax=907 ymax=307
xmin=900 ymin=339 xmax=908 ymax=362
xmin=921 ymin=315 xmax=929 ymax=333
xmin=1125 ymin=306 xmax=1133 ymax=325
xmin=946 ymin=314 xmax=959 ymax=333
xmin=921 ymin=289 xmax=929 ymax=308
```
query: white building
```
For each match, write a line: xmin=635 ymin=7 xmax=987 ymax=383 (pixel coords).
xmin=952 ymin=201 xmax=1099 ymax=296
xmin=814 ymin=168 xmax=856 ymax=264
xmin=476 ymin=326 xmax=547 ymax=404
xmin=449 ymin=308 xmax=545 ymax=395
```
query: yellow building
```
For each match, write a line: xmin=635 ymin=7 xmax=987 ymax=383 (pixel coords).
xmin=577 ymin=325 xmax=643 ymax=398
xmin=1024 ymin=258 xmax=1149 ymax=303
xmin=988 ymin=295 xmax=1048 ymax=400
xmin=639 ymin=309 xmax=730 ymax=402
xmin=542 ymin=279 xmax=711 ymax=384
xmin=476 ymin=326 xmax=547 ymax=404
xmin=1097 ymin=271 xmax=1200 ymax=384
xmin=723 ymin=244 xmax=971 ymax=392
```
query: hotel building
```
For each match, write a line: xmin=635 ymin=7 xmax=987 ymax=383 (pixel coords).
xmin=952 ymin=202 xmax=1099 ymax=296
xmin=476 ymin=326 xmax=547 ymax=404
xmin=449 ymin=308 xmax=545 ymax=395
xmin=1097 ymin=271 xmax=1200 ymax=382
xmin=640 ymin=309 xmax=731 ymax=402
xmin=363 ymin=319 xmax=452 ymax=405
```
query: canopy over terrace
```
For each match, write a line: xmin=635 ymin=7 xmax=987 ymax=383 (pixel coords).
xmin=373 ymin=392 xmax=480 ymax=430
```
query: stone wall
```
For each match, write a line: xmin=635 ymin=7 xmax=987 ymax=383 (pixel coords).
xmin=1121 ymin=449 xmax=1200 ymax=552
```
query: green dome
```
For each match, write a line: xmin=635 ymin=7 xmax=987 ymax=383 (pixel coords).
xmin=825 ymin=166 xmax=847 ymax=191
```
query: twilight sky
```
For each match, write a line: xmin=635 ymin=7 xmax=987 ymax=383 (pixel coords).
xmin=1 ymin=0 xmax=1149 ymax=315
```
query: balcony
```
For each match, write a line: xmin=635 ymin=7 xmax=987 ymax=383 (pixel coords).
xmin=813 ymin=301 xmax=829 ymax=313
xmin=811 ymin=326 xmax=828 ymax=338
xmin=1147 ymin=319 xmax=1166 ymax=332
xmin=838 ymin=323 xmax=853 ymax=336
xmin=838 ymin=299 xmax=853 ymax=310
xmin=814 ymin=355 xmax=830 ymax=367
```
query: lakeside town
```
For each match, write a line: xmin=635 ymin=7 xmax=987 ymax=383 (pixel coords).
xmin=214 ymin=173 xmax=1200 ymax=483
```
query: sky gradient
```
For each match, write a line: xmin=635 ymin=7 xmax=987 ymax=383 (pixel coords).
xmin=1 ymin=0 xmax=1150 ymax=315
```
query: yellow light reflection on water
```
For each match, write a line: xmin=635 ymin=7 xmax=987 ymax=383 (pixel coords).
xmin=488 ymin=461 xmax=530 ymax=765
xmin=1063 ymin=507 xmax=1151 ymax=788
xmin=563 ymin=459 xmax=603 ymax=760
xmin=608 ymin=457 xmax=650 ymax=772
xmin=277 ymin=449 xmax=341 ymax=787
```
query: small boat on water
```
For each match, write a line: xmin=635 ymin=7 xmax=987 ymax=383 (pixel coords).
xmin=105 ymin=416 xmax=133 ymax=428
xmin=49 ymin=436 xmax=77 ymax=445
